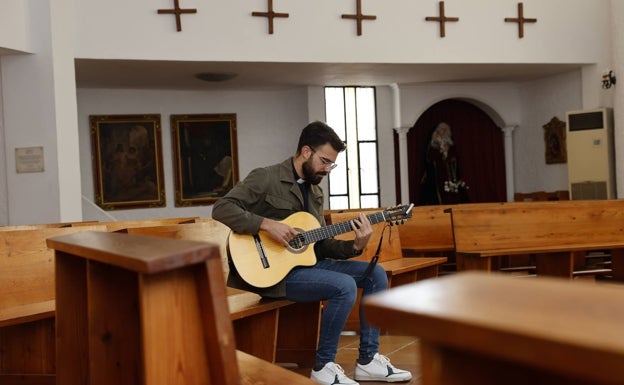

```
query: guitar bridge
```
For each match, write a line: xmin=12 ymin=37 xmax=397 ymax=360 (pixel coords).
xmin=253 ymin=234 xmax=270 ymax=269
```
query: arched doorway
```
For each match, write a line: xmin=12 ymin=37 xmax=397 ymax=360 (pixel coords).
xmin=400 ymin=99 xmax=507 ymax=205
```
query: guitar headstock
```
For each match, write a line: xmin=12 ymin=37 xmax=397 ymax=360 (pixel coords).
xmin=383 ymin=203 xmax=414 ymax=225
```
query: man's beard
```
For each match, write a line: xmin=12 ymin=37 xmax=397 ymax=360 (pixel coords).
xmin=302 ymin=159 xmax=326 ymax=185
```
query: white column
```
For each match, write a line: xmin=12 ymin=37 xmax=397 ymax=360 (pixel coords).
xmin=502 ymin=125 xmax=516 ymax=202
xmin=394 ymin=126 xmax=411 ymax=203
xmin=389 ymin=83 xmax=412 ymax=203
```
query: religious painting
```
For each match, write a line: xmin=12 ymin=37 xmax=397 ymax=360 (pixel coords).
xmin=543 ymin=116 xmax=567 ymax=164
xmin=170 ymin=113 xmax=239 ymax=207
xmin=89 ymin=114 xmax=166 ymax=210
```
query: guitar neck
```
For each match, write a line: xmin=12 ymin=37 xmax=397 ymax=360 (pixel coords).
xmin=301 ymin=212 xmax=386 ymax=245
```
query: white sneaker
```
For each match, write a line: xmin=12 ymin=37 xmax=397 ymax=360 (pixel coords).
xmin=310 ymin=362 xmax=359 ymax=385
xmin=354 ymin=353 xmax=412 ymax=382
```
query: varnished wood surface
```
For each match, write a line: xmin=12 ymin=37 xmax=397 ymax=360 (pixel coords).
xmin=449 ymin=199 xmax=624 ymax=253
xmin=124 ymin=220 xmax=231 ymax=271
xmin=47 ymin=231 xmax=220 ymax=274
xmin=363 ymin=272 xmax=624 ymax=385
xmin=126 ymin=221 xmax=320 ymax=366
xmin=0 ymin=225 xmax=106 ymax=310
xmin=449 ymin=200 xmax=624 ymax=278
xmin=53 ymin=232 xmax=239 ymax=385
xmin=72 ymin=216 xmax=198 ymax=232
xmin=237 ymin=350 xmax=317 ymax=384
xmin=0 ymin=300 xmax=55 ymax=327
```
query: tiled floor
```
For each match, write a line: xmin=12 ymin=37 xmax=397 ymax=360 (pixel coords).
xmin=293 ymin=333 xmax=421 ymax=384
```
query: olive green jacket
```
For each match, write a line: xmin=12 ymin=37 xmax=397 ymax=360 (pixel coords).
xmin=212 ymin=157 xmax=357 ymax=298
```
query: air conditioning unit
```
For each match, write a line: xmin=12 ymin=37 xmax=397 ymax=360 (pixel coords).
xmin=565 ymin=108 xmax=615 ymax=200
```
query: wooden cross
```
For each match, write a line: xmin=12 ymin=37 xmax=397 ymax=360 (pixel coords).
xmin=252 ymin=0 xmax=289 ymax=35
xmin=341 ymin=0 xmax=377 ymax=36
xmin=157 ymin=0 xmax=197 ymax=32
xmin=425 ymin=1 xmax=459 ymax=38
xmin=505 ymin=2 xmax=537 ymax=38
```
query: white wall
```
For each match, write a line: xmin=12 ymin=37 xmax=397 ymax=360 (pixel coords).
xmin=0 ymin=0 xmax=617 ymax=224
xmin=77 ymin=87 xmax=309 ymax=220
xmin=75 ymin=0 xmax=609 ymax=66
xmin=0 ymin=0 xmax=31 ymax=54
xmin=516 ymin=71 xmax=583 ymax=193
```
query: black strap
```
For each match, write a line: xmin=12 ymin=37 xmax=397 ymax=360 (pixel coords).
xmin=358 ymin=224 xmax=390 ymax=283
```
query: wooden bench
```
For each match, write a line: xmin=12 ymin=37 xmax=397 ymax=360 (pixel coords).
xmin=71 ymin=216 xmax=198 ymax=232
xmin=447 ymin=200 xmax=624 ymax=279
xmin=514 ymin=190 xmax=570 ymax=201
xmin=396 ymin=203 xmax=537 ymax=274
xmin=124 ymin=220 xmax=321 ymax=367
xmin=0 ymin=224 xmax=106 ymax=385
xmin=47 ymin=231 xmax=317 ymax=385
xmin=328 ymin=208 xmax=447 ymax=331
xmin=363 ymin=271 xmax=624 ymax=385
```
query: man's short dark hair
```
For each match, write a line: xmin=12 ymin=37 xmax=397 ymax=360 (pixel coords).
xmin=296 ymin=121 xmax=346 ymax=155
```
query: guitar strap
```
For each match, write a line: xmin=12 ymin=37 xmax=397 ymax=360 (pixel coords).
xmin=358 ymin=223 xmax=390 ymax=283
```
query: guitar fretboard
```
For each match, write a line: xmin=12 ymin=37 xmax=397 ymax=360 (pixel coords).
xmin=293 ymin=212 xmax=386 ymax=247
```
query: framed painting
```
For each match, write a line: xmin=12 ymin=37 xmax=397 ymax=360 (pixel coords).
xmin=543 ymin=116 xmax=567 ymax=164
xmin=89 ymin=114 xmax=166 ymax=210
xmin=170 ymin=113 xmax=239 ymax=207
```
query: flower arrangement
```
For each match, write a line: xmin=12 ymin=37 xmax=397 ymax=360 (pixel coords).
xmin=444 ymin=179 xmax=468 ymax=193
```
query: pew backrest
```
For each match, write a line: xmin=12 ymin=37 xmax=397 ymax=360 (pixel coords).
xmin=449 ymin=199 xmax=624 ymax=255
xmin=0 ymin=225 xmax=107 ymax=319
xmin=123 ymin=220 xmax=231 ymax=273
xmin=72 ymin=216 xmax=198 ymax=232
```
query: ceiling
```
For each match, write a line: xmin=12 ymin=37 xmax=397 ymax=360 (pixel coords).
xmin=74 ymin=59 xmax=583 ymax=91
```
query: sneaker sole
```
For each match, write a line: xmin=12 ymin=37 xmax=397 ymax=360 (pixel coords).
xmin=354 ymin=374 xmax=412 ymax=382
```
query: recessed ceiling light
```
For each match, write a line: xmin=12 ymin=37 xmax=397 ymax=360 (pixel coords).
xmin=195 ymin=72 xmax=238 ymax=82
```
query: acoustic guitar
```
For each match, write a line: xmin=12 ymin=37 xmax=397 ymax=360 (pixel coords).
xmin=227 ymin=204 xmax=414 ymax=288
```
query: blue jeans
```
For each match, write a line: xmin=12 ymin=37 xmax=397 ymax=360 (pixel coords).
xmin=284 ymin=259 xmax=388 ymax=365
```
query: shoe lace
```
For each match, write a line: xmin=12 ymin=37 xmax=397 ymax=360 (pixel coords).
xmin=327 ymin=362 xmax=349 ymax=380
xmin=375 ymin=354 xmax=393 ymax=367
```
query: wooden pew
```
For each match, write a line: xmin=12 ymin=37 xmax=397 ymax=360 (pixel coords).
xmin=447 ymin=200 xmax=624 ymax=279
xmin=124 ymin=220 xmax=321 ymax=367
xmin=72 ymin=216 xmax=198 ymax=232
xmin=0 ymin=225 xmax=106 ymax=385
xmin=328 ymin=208 xmax=447 ymax=331
xmin=396 ymin=204 xmax=456 ymax=257
xmin=47 ymin=231 xmax=317 ymax=385
xmin=363 ymin=271 xmax=624 ymax=385
xmin=514 ymin=190 xmax=569 ymax=201
xmin=396 ymin=203 xmax=533 ymax=274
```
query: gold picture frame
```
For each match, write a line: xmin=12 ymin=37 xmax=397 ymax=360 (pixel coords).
xmin=89 ymin=114 xmax=166 ymax=210
xmin=543 ymin=116 xmax=567 ymax=164
xmin=170 ymin=113 xmax=239 ymax=207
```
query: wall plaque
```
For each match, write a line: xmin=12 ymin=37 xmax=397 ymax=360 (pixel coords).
xmin=15 ymin=146 xmax=44 ymax=173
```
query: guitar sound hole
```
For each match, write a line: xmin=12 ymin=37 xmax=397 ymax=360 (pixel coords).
xmin=288 ymin=234 xmax=306 ymax=250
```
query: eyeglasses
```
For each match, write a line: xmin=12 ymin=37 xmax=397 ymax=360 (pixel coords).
xmin=310 ymin=148 xmax=338 ymax=170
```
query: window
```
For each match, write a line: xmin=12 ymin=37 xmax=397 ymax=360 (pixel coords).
xmin=324 ymin=86 xmax=379 ymax=209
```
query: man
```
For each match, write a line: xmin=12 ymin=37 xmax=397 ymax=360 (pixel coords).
xmin=212 ymin=121 xmax=412 ymax=385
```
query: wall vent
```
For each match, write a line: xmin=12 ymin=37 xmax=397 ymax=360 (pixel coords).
xmin=570 ymin=181 xmax=608 ymax=200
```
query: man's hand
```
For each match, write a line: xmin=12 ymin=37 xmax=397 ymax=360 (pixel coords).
xmin=350 ymin=212 xmax=372 ymax=252
xmin=260 ymin=218 xmax=299 ymax=247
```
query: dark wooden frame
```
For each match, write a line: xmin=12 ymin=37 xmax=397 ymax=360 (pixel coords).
xmin=543 ymin=116 xmax=567 ymax=164
xmin=89 ymin=114 xmax=166 ymax=210
xmin=170 ymin=113 xmax=239 ymax=207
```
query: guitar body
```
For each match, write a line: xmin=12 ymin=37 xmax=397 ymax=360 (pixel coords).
xmin=227 ymin=211 xmax=321 ymax=288
xmin=226 ymin=204 xmax=414 ymax=288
